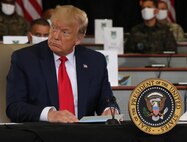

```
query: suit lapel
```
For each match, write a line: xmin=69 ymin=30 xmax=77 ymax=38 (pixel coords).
xmin=75 ymin=47 xmax=90 ymax=118
xmin=39 ymin=43 xmax=59 ymax=109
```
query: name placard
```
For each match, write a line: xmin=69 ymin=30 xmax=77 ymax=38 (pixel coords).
xmin=3 ymin=36 xmax=28 ymax=44
xmin=97 ymin=50 xmax=118 ymax=86
xmin=104 ymin=27 xmax=124 ymax=54
xmin=94 ymin=19 xmax=112 ymax=44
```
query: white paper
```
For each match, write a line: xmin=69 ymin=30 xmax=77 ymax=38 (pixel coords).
xmin=97 ymin=50 xmax=118 ymax=86
xmin=0 ymin=123 xmax=22 ymax=125
xmin=104 ymin=27 xmax=124 ymax=54
xmin=94 ymin=19 xmax=112 ymax=44
xmin=3 ymin=36 xmax=28 ymax=44
xmin=179 ymin=111 xmax=187 ymax=121
xmin=177 ymin=121 xmax=187 ymax=124
xmin=79 ymin=114 xmax=124 ymax=123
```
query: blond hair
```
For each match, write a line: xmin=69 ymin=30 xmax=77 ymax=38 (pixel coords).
xmin=51 ymin=5 xmax=88 ymax=35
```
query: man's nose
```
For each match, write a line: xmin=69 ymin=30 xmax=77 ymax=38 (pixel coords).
xmin=53 ymin=30 xmax=61 ymax=40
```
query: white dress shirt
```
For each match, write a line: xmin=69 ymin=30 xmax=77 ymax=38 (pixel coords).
xmin=40 ymin=50 xmax=78 ymax=121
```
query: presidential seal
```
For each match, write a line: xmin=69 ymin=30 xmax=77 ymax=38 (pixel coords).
xmin=129 ymin=78 xmax=182 ymax=135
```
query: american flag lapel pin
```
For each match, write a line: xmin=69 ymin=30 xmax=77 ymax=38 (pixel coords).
xmin=83 ymin=64 xmax=88 ymax=68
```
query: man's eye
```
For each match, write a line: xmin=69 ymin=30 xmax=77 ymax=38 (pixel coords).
xmin=62 ymin=31 xmax=70 ymax=36
xmin=35 ymin=34 xmax=41 ymax=37
xmin=51 ymin=25 xmax=57 ymax=30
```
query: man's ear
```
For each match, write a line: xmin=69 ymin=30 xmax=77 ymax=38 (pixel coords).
xmin=75 ymin=34 xmax=84 ymax=45
xmin=27 ymin=32 xmax=32 ymax=43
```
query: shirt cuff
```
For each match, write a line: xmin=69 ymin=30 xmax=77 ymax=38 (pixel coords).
xmin=103 ymin=107 xmax=119 ymax=114
xmin=39 ymin=106 xmax=56 ymax=121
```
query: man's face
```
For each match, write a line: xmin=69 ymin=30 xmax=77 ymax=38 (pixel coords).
xmin=141 ymin=1 xmax=158 ymax=21
xmin=31 ymin=24 xmax=50 ymax=37
xmin=28 ymin=24 xmax=50 ymax=44
xmin=48 ymin=16 xmax=82 ymax=56
xmin=142 ymin=1 xmax=155 ymax=9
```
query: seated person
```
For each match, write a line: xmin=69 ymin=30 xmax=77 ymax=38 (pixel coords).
xmin=0 ymin=0 xmax=29 ymax=40
xmin=27 ymin=18 xmax=50 ymax=44
xmin=125 ymin=0 xmax=177 ymax=54
xmin=6 ymin=5 xmax=120 ymax=123
xmin=156 ymin=1 xmax=186 ymax=42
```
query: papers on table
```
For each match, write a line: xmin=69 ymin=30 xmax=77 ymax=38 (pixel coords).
xmin=177 ymin=111 xmax=187 ymax=124
xmin=179 ymin=111 xmax=187 ymax=121
xmin=79 ymin=114 xmax=124 ymax=123
xmin=0 ymin=123 xmax=22 ymax=125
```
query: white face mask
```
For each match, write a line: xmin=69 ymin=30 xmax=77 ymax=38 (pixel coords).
xmin=141 ymin=8 xmax=155 ymax=20
xmin=31 ymin=35 xmax=48 ymax=44
xmin=156 ymin=10 xmax=168 ymax=20
xmin=1 ymin=3 xmax=15 ymax=15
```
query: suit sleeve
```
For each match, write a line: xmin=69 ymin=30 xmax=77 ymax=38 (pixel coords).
xmin=6 ymin=51 xmax=44 ymax=122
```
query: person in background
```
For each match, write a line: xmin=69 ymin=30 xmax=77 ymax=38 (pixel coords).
xmin=27 ymin=18 xmax=50 ymax=44
xmin=125 ymin=0 xmax=177 ymax=53
xmin=0 ymin=0 xmax=29 ymax=40
xmin=156 ymin=1 xmax=186 ymax=42
xmin=6 ymin=5 xmax=120 ymax=123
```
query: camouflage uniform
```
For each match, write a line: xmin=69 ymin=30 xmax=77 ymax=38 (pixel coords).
xmin=125 ymin=22 xmax=177 ymax=53
xmin=167 ymin=22 xmax=186 ymax=42
xmin=0 ymin=12 xmax=30 ymax=40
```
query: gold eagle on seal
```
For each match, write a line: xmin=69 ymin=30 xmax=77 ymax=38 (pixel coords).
xmin=144 ymin=92 xmax=168 ymax=121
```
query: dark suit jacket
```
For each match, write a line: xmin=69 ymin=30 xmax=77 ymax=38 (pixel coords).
xmin=6 ymin=41 xmax=117 ymax=122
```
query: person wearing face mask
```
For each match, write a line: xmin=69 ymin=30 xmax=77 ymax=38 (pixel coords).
xmin=125 ymin=0 xmax=177 ymax=53
xmin=0 ymin=0 xmax=30 ymax=41
xmin=156 ymin=1 xmax=186 ymax=42
xmin=27 ymin=18 xmax=50 ymax=44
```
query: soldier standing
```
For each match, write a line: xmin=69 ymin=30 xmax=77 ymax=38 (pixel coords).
xmin=0 ymin=0 xmax=30 ymax=41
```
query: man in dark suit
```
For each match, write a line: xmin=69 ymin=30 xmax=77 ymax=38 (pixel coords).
xmin=6 ymin=5 xmax=119 ymax=123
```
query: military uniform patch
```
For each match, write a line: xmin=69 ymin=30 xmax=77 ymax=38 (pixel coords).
xmin=129 ymin=78 xmax=182 ymax=135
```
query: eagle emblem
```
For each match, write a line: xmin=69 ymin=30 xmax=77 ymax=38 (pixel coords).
xmin=144 ymin=92 xmax=168 ymax=121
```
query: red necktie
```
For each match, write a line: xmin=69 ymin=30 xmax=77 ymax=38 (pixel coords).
xmin=58 ymin=56 xmax=75 ymax=114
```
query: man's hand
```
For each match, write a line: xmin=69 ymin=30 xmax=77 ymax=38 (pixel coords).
xmin=101 ymin=107 xmax=119 ymax=116
xmin=101 ymin=108 xmax=124 ymax=121
xmin=48 ymin=109 xmax=79 ymax=123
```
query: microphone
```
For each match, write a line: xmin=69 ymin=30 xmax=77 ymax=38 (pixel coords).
xmin=163 ymin=51 xmax=175 ymax=67
xmin=105 ymin=96 xmax=120 ymax=125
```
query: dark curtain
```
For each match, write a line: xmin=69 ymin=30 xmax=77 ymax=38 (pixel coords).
xmin=42 ymin=0 xmax=72 ymax=11
xmin=175 ymin=0 xmax=187 ymax=32
xmin=42 ymin=0 xmax=187 ymax=35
